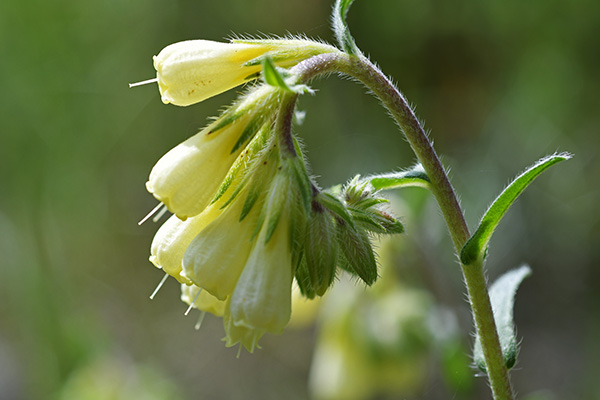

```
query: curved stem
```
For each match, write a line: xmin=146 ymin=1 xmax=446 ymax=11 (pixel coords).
xmin=292 ymin=52 xmax=515 ymax=400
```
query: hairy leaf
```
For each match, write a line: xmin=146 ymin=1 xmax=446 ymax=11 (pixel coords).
xmin=332 ymin=0 xmax=361 ymax=56
xmin=473 ymin=265 xmax=532 ymax=372
xmin=368 ymin=164 xmax=431 ymax=190
xmin=461 ymin=153 xmax=571 ymax=265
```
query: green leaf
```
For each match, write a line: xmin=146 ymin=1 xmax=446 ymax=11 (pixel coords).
xmin=368 ymin=164 xmax=431 ymax=190
xmin=332 ymin=0 xmax=361 ymax=56
xmin=473 ymin=265 xmax=532 ymax=373
xmin=460 ymin=153 xmax=572 ymax=265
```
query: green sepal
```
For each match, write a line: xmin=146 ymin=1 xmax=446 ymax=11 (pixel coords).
xmin=287 ymin=155 xmax=312 ymax=213
xmin=332 ymin=0 xmax=361 ymax=56
xmin=319 ymin=191 xmax=355 ymax=228
xmin=262 ymin=172 xmax=289 ymax=243
xmin=348 ymin=208 xmax=387 ymax=232
xmin=221 ymin=139 xmax=278 ymax=213
xmin=303 ymin=204 xmax=338 ymax=297
xmin=368 ymin=164 xmax=431 ymax=190
xmin=231 ymin=113 xmax=268 ymax=153
xmin=473 ymin=265 xmax=532 ymax=373
xmin=208 ymin=109 xmax=242 ymax=134
xmin=262 ymin=57 xmax=314 ymax=95
xmin=460 ymin=153 xmax=572 ymax=265
xmin=262 ymin=56 xmax=290 ymax=90
xmin=211 ymin=124 xmax=270 ymax=205
xmin=294 ymin=254 xmax=317 ymax=299
xmin=336 ymin=223 xmax=378 ymax=286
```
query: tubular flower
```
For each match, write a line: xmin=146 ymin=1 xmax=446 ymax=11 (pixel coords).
xmin=223 ymin=167 xmax=301 ymax=351
xmin=181 ymin=177 xmax=265 ymax=300
xmin=154 ymin=39 xmax=338 ymax=106
xmin=140 ymin=36 xmax=406 ymax=353
xmin=180 ymin=284 xmax=226 ymax=317
xmin=149 ymin=205 xmax=222 ymax=284
xmin=146 ymin=86 xmax=278 ymax=220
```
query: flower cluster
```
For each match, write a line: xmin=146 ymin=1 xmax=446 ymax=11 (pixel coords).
xmin=140 ymin=38 xmax=405 ymax=351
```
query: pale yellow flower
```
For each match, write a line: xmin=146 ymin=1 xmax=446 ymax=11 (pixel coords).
xmin=149 ymin=204 xmax=222 ymax=283
xmin=146 ymin=118 xmax=248 ymax=220
xmin=180 ymin=284 xmax=226 ymax=317
xmin=181 ymin=187 xmax=260 ymax=300
xmin=154 ymin=39 xmax=338 ymax=106
xmin=154 ymin=40 xmax=270 ymax=106
xmin=228 ymin=214 xmax=293 ymax=337
xmin=146 ymin=86 xmax=277 ymax=220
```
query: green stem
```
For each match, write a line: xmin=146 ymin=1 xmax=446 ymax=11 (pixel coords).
xmin=292 ymin=52 xmax=515 ymax=400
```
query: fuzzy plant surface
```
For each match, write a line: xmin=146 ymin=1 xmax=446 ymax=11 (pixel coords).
xmin=132 ymin=1 xmax=570 ymax=398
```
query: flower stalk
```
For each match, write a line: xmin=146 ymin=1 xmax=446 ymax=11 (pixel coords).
xmin=288 ymin=51 xmax=514 ymax=399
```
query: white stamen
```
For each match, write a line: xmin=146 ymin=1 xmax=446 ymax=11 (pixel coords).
xmin=149 ymin=273 xmax=169 ymax=300
xmin=152 ymin=205 xmax=169 ymax=223
xmin=138 ymin=202 xmax=164 ymax=226
xmin=184 ymin=288 xmax=203 ymax=316
xmin=194 ymin=311 xmax=207 ymax=330
xmin=129 ymin=78 xmax=158 ymax=88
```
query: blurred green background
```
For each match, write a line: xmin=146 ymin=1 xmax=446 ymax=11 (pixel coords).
xmin=1 ymin=0 xmax=598 ymax=399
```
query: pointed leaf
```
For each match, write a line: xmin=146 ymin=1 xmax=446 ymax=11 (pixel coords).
xmin=473 ymin=265 xmax=532 ymax=372
xmin=332 ymin=0 xmax=361 ymax=56
xmin=461 ymin=153 xmax=572 ymax=265
xmin=368 ymin=164 xmax=431 ymax=190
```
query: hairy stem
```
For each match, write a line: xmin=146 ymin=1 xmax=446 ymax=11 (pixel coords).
xmin=292 ymin=52 xmax=514 ymax=400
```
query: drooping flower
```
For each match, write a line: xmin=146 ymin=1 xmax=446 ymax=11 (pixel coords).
xmin=180 ymin=143 xmax=280 ymax=300
xmin=149 ymin=206 xmax=221 ymax=284
xmin=222 ymin=166 xmax=302 ymax=351
xmin=146 ymin=86 xmax=279 ymax=220
xmin=180 ymin=284 xmax=226 ymax=317
xmin=140 ymin=37 xmax=407 ymax=353
xmin=154 ymin=39 xmax=337 ymax=106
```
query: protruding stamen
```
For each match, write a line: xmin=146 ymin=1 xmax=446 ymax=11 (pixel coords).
xmin=194 ymin=311 xmax=207 ymax=330
xmin=138 ymin=202 xmax=164 ymax=226
xmin=149 ymin=273 xmax=169 ymax=300
xmin=184 ymin=288 xmax=203 ymax=316
xmin=152 ymin=205 xmax=169 ymax=223
xmin=129 ymin=78 xmax=158 ymax=88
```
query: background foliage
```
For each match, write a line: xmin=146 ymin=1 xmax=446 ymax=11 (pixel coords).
xmin=1 ymin=0 xmax=598 ymax=398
